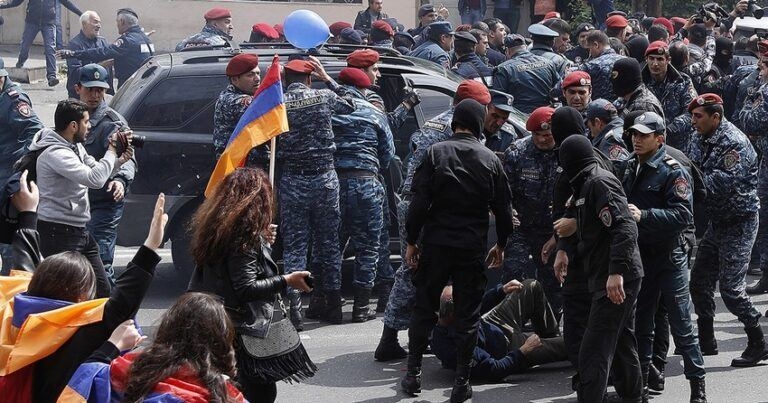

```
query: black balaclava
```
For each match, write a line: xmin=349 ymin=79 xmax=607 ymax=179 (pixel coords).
xmin=551 ymin=106 xmax=587 ymax=147
xmin=625 ymin=35 xmax=650 ymax=65
xmin=714 ymin=37 xmax=733 ymax=71
xmin=611 ymin=57 xmax=643 ymax=97
xmin=559 ymin=134 xmax=598 ymax=181
xmin=451 ymin=99 xmax=487 ymax=138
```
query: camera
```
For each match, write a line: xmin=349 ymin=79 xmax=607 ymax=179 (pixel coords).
xmin=114 ymin=129 xmax=145 ymax=155
xmin=747 ymin=0 xmax=765 ymax=19
xmin=693 ymin=3 xmax=730 ymax=25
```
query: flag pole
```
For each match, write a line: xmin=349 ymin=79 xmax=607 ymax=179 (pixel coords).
xmin=269 ymin=137 xmax=277 ymax=185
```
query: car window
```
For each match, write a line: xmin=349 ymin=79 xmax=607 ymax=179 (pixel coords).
xmin=130 ymin=76 xmax=228 ymax=132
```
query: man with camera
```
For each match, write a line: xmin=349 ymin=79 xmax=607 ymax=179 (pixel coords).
xmin=74 ymin=63 xmax=137 ymax=284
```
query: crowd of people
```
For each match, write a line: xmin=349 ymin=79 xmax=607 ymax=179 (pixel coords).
xmin=0 ymin=0 xmax=767 ymax=402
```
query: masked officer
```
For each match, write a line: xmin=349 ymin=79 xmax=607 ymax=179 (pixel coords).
xmin=212 ymin=54 xmax=267 ymax=168
xmin=494 ymin=34 xmax=559 ymax=114
xmin=175 ymin=8 xmax=233 ymax=51
xmin=557 ymin=134 xmax=644 ymax=403
xmin=502 ymin=106 xmax=562 ymax=317
xmin=611 ymin=58 xmax=665 ymax=120
xmin=580 ymin=30 xmax=626 ymax=102
xmin=374 ymin=81 xmax=491 ymax=362
xmin=621 ymin=112 xmax=706 ymax=403
xmin=332 ymin=67 xmax=395 ymax=323
xmin=410 ymin=21 xmax=455 ymax=68
xmin=642 ymin=41 xmax=698 ymax=125
xmin=483 ymin=90 xmax=516 ymax=154
xmin=529 ymin=23 xmax=570 ymax=77
xmin=687 ymin=94 xmax=768 ymax=367
xmin=561 ymin=71 xmax=593 ymax=114
xmin=75 ymin=64 xmax=137 ymax=283
xmin=585 ymin=99 xmax=629 ymax=161
xmin=279 ymin=57 xmax=355 ymax=326
xmin=451 ymin=31 xmax=492 ymax=84
xmin=401 ymin=99 xmax=513 ymax=403
xmin=58 ymin=8 xmax=154 ymax=88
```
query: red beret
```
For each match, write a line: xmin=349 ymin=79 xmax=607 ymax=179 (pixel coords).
xmin=284 ymin=59 xmax=315 ymax=74
xmin=645 ymin=40 xmax=670 ymax=57
xmin=526 ymin=107 xmax=556 ymax=131
xmin=606 ymin=15 xmax=628 ymax=29
xmin=252 ymin=23 xmax=280 ymax=39
xmin=338 ymin=67 xmax=372 ymax=88
xmin=226 ymin=54 xmax=259 ymax=77
xmin=455 ymin=80 xmax=491 ymax=105
xmin=653 ymin=17 xmax=674 ymax=35
xmin=330 ymin=21 xmax=353 ymax=37
xmin=455 ymin=24 xmax=472 ymax=32
xmin=346 ymin=49 xmax=380 ymax=68
xmin=274 ymin=24 xmax=284 ymax=36
xmin=372 ymin=20 xmax=394 ymax=37
xmin=543 ymin=11 xmax=561 ymax=20
xmin=688 ymin=93 xmax=723 ymax=113
xmin=562 ymin=71 xmax=591 ymax=89
xmin=204 ymin=8 xmax=231 ymax=21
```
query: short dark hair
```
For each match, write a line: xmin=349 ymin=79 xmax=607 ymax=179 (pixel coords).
xmin=669 ymin=41 xmax=689 ymax=71
xmin=486 ymin=18 xmax=504 ymax=33
xmin=609 ymin=37 xmax=628 ymax=56
xmin=284 ymin=70 xmax=309 ymax=85
xmin=542 ymin=18 xmax=569 ymax=35
xmin=689 ymin=24 xmax=708 ymax=46
xmin=531 ymin=35 xmax=555 ymax=47
xmin=648 ymin=24 xmax=670 ymax=43
xmin=469 ymin=29 xmax=486 ymax=43
xmin=471 ymin=21 xmax=489 ymax=33
xmin=454 ymin=37 xmax=476 ymax=56
xmin=428 ymin=28 xmax=445 ymax=43
xmin=606 ymin=26 xmax=624 ymax=38
xmin=695 ymin=103 xmax=724 ymax=118
xmin=54 ymin=99 xmax=89 ymax=132
xmin=586 ymin=30 xmax=609 ymax=47
xmin=27 ymin=251 xmax=96 ymax=302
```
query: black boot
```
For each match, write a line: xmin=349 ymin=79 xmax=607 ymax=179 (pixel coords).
xmin=641 ymin=365 xmax=650 ymax=403
xmin=731 ymin=325 xmax=768 ymax=367
xmin=697 ymin=318 xmax=718 ymax=356
xmin=375 ymin=279 xmax=393 ymax=313
xmin=648 ymin=361 xmax=665 ymax=392
xmin=352 ymin=287 xmax=377 ymax=323
xmin=304 ymin=289 xmax=326 ymax=320
xmin=450 ymin=376 xmax=472 ymax=403
xmin=374 ymin=325 xmax=407 ymax=361
xmin=690 ymin=378 xmax=707 ymax=403
xmin=400 ymin=367 xmax=421 ymax=395
xmin=746 ymin=275 xmax=768 ymax=295
xmin=287 ymin=289 xmax=303 ymax=331
xmin=322 ymin=290 xmax=343 ymax=324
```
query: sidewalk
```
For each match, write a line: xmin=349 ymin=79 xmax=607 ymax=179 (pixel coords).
xmin=0 ymin=44 xmax=65 ymax=84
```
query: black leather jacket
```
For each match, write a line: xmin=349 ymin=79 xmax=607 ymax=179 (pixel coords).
xmin=188 ymin=242 xmax=286 ymax=338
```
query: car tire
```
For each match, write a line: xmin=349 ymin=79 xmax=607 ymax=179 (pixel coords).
xmin=170 ymin=211 xmax=196 ymax=276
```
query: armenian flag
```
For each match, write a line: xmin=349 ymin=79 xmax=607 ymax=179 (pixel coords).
xmin=205 ymin=54 xmax=289 ymax=197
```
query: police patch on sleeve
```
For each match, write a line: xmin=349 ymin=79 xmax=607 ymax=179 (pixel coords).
xmin=674 ymin=177 xmax=690 ymax=200
xmin=423 ymin=120 xmax=448 ymax=133
xmin=599 ymin=206 xmax=612 ymax=227
xmin=608 ymin=145 xmax=624 ymax=160
xmin=723 ymin=150 xmax=740 ymax=170
xmin=16 ymin=102 xmax=31 ymax=117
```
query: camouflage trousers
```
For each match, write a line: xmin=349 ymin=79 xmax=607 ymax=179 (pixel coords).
xmin=279 ymin=170 xmax=342 ymax=291
xmin=376 ymin=177 xmax=395 ymax=283
xmin=339 ymin=175 xmax=385 ymax=290
xmin=756 ymin=161 xmax=768 ymax=272
xmin=383 ymin=197 xmax=415 ymax=331
xmin=502 ymin=231 xmax=563 ymax=319
xmin=691 ymin=213 xmax=762 ymax=328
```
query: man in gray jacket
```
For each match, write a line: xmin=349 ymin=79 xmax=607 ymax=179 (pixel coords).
xmin=30 ymin=99 xmax=133 ymax=297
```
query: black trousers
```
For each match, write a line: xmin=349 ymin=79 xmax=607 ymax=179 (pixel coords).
xmin=562 ymin=289 xmax=592 ymax=368
xmin=578 ymin=279 xmax=643 ymax=403
xmin=407 ymin=244 xmax=487 ymax=376
xmin=37 ymin=219 xmax=110 ymax=298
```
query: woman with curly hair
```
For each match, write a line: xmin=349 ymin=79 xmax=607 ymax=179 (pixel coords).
xmin=188 ymin=167 xmax=316 ymax=403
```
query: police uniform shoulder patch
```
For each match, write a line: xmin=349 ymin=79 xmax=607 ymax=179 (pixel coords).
xmin=608 ymin=144 xmax=624 ymax=160
xmin=16 ymin=101 xmax=31 ymax=117
xmin=239 ymin=96 xmax=252 ymax=107
xmin=599 ymin=206 xmax=612 ymax=227
xmin=423 ymin=120 xmax=449 ymax=133
xmin=723 ymin=150 xmax=740 ymax=169
xmin=674 ymin=176 xmax=690 ymax=199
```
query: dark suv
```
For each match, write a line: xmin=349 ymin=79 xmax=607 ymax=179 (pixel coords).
xmin=110 ymin=44 xmax=530 ymax=272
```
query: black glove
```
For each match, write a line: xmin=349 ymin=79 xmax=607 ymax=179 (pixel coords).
xmin=404 ymin=88 xmax=421 ymax=108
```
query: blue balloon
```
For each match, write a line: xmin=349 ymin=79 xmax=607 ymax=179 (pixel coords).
xmin=284 ymin=10 xmax=331 ymax=50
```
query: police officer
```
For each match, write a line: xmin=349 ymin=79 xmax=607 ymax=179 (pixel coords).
xmin=560 ymin=71 xmax=593 ymax=114
xmin=408 ymin=4 xmax=438 ymax=38
xmin=374 ymin=81 xmax=491 ymax=362
xmin=621 ymin=112 xmax=706 ymax=403
xmin=585 ymin=99 xmax=629 ymax=161
xmin=67 ymin=11 xmax=113 ymax=99
xmin=687 ymin=94 xmax=768 ymax=367
xmin=556 ymin=134 xmax=644 ymax=403
xmin=77 ymin=64 xmax=137 ymax=283
xmin=611 ymin=58 xmax=665 ymax=120
xmin=58 ymin=8 xmax=154 ymax=88
xmin=0 ymin=0 xmax=82 ymax=86
xmin=483 ymin=91 xmax=516 ymax=154
xmin=370 ymin=20 xmax=394 ymax=47
xmin=642 ymin=41 xmax=698 ymax=125
xmin=212 ymin=54 xmax=267 ymax=167
xmin=451 ymin=31 xmax=492 ymax=85
xmin=529 ymin=24 xmax=570 ymax=77
xmin=493 ymin=34 xmax=559 ymax=114
xmin=249 ymin=23 xmax=280 ymax=43
xmin=332 ymin=67 xmax=395 ymax=323
xmin=410 ymin=21 xmax=455 ymax=69
xmin=565 ymin=23 xmax=595 ymax=65
xmin=502 ymin=106 xmax=561 ymax=317
xmin=175 ymin=8 xmax=233 ymax=51
xmin=580 ymin=30 xmax=625 ymax=101
xmin=279 ymin=57 xmax=354 ymax=325
xmin=400 ymin=99 xmax=513 ymax=403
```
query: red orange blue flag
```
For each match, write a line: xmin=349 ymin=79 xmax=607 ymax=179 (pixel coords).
xmin=205 ymin=54 xmax=288 ymax=197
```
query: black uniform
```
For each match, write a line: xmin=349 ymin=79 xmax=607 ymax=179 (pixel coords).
xmin=558 ymin=135 xmax=644 ymax=403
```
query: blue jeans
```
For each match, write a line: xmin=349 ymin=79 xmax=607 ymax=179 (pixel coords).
xmin=636 ymin=244 xmax=705 ymax=379
xmin=86 ymin=200 xmax=125 ymax=285
xmin=55 ymin=1 xmax=63 ymax=49
xmin=461 ymin=9 xmax=485 ymax=24
xmin=19 ymin=19 xmax=57 ymax=79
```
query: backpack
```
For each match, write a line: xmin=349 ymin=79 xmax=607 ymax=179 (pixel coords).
xmin=0 ymin=146 xmax=51 ymax=244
